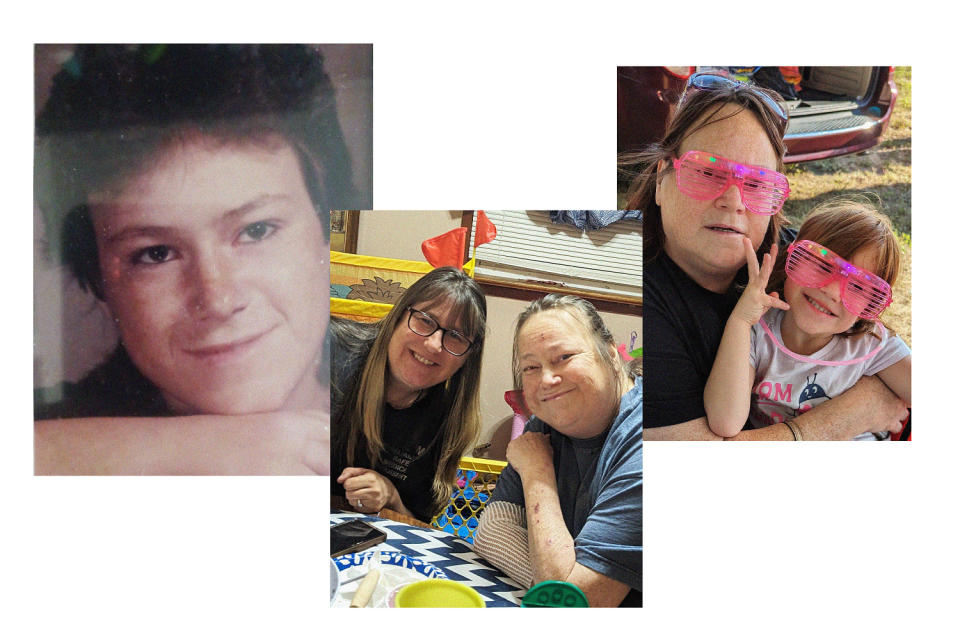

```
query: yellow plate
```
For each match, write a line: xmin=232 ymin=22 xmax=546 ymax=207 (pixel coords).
xmin=394 ymin=579 xmax=486 ymax=608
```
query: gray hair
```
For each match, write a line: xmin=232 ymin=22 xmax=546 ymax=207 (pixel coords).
xmin=512 ymin=294 xmax=632 ymax=395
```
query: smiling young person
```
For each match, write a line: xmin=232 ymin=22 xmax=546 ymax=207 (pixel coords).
xmin=330 ymin=267 xmax=487 ymax=522
xmin=34 ymin=44 xmax=363 ymax=474
xmin=473 ymin=294 xmax=642 ymax=608
xmin=624 ymin=72 xmax=909 ymax=440
xmin=703 ymin=199 xmax=910 ymax=439
xmin=88 ymin=139 xmax=328 ymax=417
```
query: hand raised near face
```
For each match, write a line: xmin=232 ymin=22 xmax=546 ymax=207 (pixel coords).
xmin=729 ymin=237 xmax=791 ymax=327
xmin=34 ymin=409 xmax=331 ymax=476
xmin=230 ymin=409 xmax=331 ymax=475
xmin=505 ymin=431 xmax=555 ymax=481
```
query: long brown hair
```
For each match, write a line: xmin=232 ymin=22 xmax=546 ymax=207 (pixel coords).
xmin=767 ymin=197 xmax=902 ymax=338
xmin=337 ymin=267 xmax=487 ymax=518
xmin=620 ymin=79 xmax=790 ymax=265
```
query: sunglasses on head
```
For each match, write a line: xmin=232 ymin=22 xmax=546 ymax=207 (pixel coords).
xmin=672 ymin=150 xmax=790 ymax=216
xmin=785 ymin=239 xmax=892 ymax=320
xmin=682 ymin=72 xmax=790 ymax=125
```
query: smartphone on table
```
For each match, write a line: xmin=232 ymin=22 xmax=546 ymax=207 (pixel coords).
xmin=331 ymin=520 xmax=388 ymax=557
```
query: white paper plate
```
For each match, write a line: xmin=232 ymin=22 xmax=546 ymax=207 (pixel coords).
xmin=332 ymin=551 xmax=447 ymax=608
xmin=330 ymin=557 xmax=340 ymax=603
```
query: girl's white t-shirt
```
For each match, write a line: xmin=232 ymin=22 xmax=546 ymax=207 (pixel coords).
xmin=748 ymin=308 xmax=910 ymax=433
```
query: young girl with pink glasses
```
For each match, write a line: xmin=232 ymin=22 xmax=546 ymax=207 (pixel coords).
xmin=704 ymin=198 xmax=911 ymax=440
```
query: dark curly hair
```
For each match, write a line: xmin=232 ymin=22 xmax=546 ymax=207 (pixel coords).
xmin=35 ymin=44 xmax=362 ymax=299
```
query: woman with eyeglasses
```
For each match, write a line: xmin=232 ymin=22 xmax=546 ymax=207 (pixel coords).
xmin=330 ymin=267 xmax=487 ymax=523
xmin=622 ymin=72 xmax=909 ymax=440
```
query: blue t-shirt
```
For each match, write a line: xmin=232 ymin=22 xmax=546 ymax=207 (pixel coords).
xmin=490 ymin=380 xmax=643 ymax=603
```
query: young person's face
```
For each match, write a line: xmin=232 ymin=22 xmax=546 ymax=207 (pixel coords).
xmin=90 ymin=137 xmax=329 ymax=414
xmin=782 ymin=244 xmax=880 ymax=344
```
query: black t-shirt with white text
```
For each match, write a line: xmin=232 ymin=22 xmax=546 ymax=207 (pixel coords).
xmin=330 ymin=320 xmax=446 ymax=522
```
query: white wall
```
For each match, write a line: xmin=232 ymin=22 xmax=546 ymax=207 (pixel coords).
xmin=355 ymin=210 xmax=460 ymax=259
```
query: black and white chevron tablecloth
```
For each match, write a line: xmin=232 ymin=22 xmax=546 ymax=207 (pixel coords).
xmin=330 ymin=511 xmax=524 ymax=607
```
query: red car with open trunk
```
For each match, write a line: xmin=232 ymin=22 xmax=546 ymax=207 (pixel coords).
xmin=618 ymin=66 xmax=898 ymax=163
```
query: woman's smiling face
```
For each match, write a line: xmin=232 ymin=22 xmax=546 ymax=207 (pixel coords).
xmin=90 ymin=136 xmax=329 ymax=415
xmin=517 ymin=309 xmax=619 ymax=439
xmin=656 ymin=105 xmax=779 ymax=292
xmin=386 ymin=298 xmax=472 ymax=401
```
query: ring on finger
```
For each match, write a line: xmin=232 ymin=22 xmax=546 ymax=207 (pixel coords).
xmin=357 ymin=499 xmax=363 ymax=510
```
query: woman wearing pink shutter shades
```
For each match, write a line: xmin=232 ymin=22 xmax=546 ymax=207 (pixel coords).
xmin=704 ymin=199 xmax=911 ymax=440
xmin=624 ymin=72 xmax=909 ymax=439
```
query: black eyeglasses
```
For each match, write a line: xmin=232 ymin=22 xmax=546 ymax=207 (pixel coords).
xmin=682 ymin=72 xmax=789 ymax=125
xmin=406 ymin=307 xmax=474 ymax=356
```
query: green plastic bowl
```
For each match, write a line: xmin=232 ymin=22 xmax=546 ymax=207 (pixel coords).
xmin=395 ymin=579 xmax=486 ymax=608
xmin=522 ymin=580 xmax=589 ymax=607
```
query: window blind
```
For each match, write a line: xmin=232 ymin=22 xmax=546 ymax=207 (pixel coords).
xmin=471 ymin=210 xmax=642 ymax=301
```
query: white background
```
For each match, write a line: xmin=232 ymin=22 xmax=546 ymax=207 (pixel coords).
xmin=2 ymin=2 xmax=951 ymax=637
